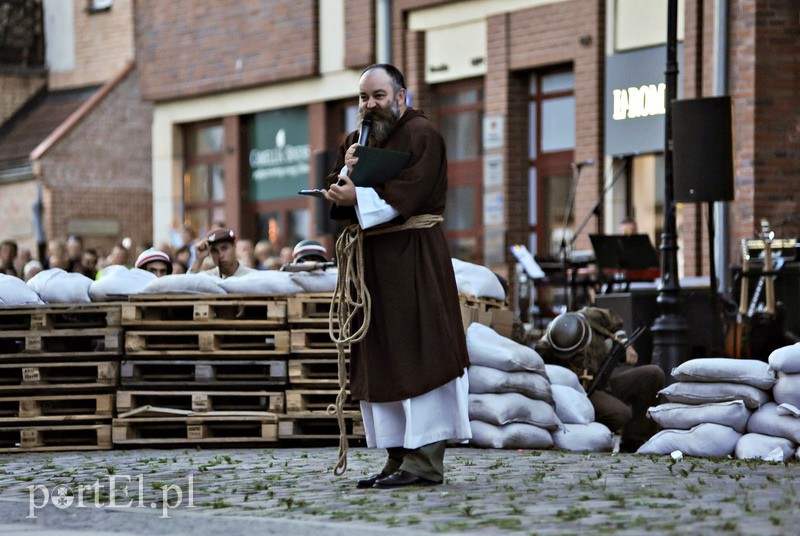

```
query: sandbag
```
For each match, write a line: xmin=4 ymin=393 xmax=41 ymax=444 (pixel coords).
xmin=89 ymin=266 xmax=155 ymax=300
xmin=747 ymin=402 xmax=800 ymax=443
xmin=288 ymin=269 xmax=337 ymax=293
xmin=468 ymin=392 xmax=561 ymax=430
xmin=141 ymin=273 xmax=226 ymax=295
xmin=452 ymin=258 xmax=506 ymax=301
xmin=468 ymin=365 xmax=552 ymax=403
xmin=216 ymin=271 xmax=303 ymax=294
xmin=636 ymin=423 xmax=742 ymax=457
xmin=27 ymin=268 xmax=92 ymax=303
xmin=0 ymin=273 xmax=44 ymax=305
xmin=551 ymin=422 xmax=614 ymax=452
xmin=769 ymin=343 xmax=800 ymax=374
xmin=551 ymin=384 xmax=595 ymax=424
xmin=466 ymin=323 xmax=545 ymax=373
xmin=659 ymin=381 xmax=771 ymax=409
xmin=671 ymin=358 xmax=776 ymax=390
xmin=773 ymin=373 xmax=800 ymax=408
xmin=545 ymin=364 xmax=585 ymax=394
xmin=735 ymin=433 xmax=795 ymax=462
xmin=646 ymin=400 xmax=751 ymax=433
xmin=469 ymin=420 xmax=553 ymax=449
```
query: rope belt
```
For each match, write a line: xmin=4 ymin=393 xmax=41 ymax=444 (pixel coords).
xmin=327 ymin=214 xmax=443 ymax=475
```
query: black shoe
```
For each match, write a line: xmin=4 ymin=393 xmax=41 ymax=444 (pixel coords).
xmin=374 ymin=470 xmax=442 ymax=489
xmin=356 ymin=471 xmax=388 ymax=489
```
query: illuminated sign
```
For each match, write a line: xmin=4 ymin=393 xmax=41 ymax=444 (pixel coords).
xmin=612 ymin=83 xmax=666 ymax=120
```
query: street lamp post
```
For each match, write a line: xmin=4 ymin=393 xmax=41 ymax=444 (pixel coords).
xmin=651 ymin=0 xmax=689 ymax=380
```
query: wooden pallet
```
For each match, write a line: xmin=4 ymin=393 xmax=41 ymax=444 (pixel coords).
xmin=458 ymin=294 xmax=508 ymax=311
xmin=286 ymin=293 xmax=336 ymax=325
xmin=0 ymin=328 xmax=123 ymax=359
xmin=0 ymin=423 xmax=112 ymax=452
xmin=0 ymin=304 xmax=122 ymax=332
xmin=125 ymin=330 xmax=290 ymax=356
xmin=121 ymin=299 xmax=287 ymax=328
xmin=0 ymin=394 xmax=114 ymax=421
xmin=285 ymin=389 xmax=357 ymax=414
xmin=290 ymin=328 xmax=347 ymax=355
xmin=288 ymin=358 xmax=349 ymax=387
xmin=0 ymin=361 xmax=118 ymax=392
xmin=278 ymin=413 xmax=364 ymax=441
xmin=112 ymin=413 xmax=279 ymax=445
xmin=120 ymin=359 xmax=287 ymax=387
xmin=116 ymin=390 xmax=284 ymax=414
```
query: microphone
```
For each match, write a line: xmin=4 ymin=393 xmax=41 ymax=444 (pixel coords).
xmin=570 ymin=159 xmax=595 ymax=169
xmin=359 ymin=112 xmax=374 ymax=146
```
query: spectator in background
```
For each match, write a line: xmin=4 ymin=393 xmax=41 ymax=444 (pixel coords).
xmin=106 ymin=243 xmax=130 ymax=267
xmin=188 ymin=228 xmax=256 ymax=279
xmin=0 ymin=240 xmax=19 ymax=277
xmin=171 ymin=259 xmax=187 ymax=275
xmin=46 ymin=239 xmax=69 ymax=270
xmin=236 ymin=239 xmax=259 ymax=269
xmin=23 ymin=259 xmax=43 ymax=281
xmin=279 ymin=246 xmax=294 ymax=265
xmin=135 ymin=248 xmax=173 ymax=277
xmin=620 ymin=217 xmax=638 ymax=236
xmin=66 ymin=235 xmax=84 ymax=272
xmin=14 ymin=246 xmax=31 ymax=277
xmin=78 ymin=248 xmax=99 ymax=280
xmin=254 ymin=239 xmax=277 ymax=270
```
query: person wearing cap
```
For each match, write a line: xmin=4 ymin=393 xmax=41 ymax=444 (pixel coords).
xmin=188 ymin=228 xmax=256 ymax=279
xmin=536 ymin=307 xmax=664 ymax=452
xmin=135 ymin=248 xmax=173 ymax=277
xmin=292 ymin=239 xmax=329 ymax=264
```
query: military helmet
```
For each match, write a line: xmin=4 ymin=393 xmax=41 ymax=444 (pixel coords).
xmin=546 ymin=312 xmax=591 ymax=358
xmin=292 ymin=239 xmax=328 ymax=263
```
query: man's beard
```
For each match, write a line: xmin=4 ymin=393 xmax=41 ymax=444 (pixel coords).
xmin=360 ymin=99 xmax=400 ymax=146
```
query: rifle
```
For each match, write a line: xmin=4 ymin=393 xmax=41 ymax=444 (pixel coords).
xmin=586 ymin=324 xmax=647 ymax=396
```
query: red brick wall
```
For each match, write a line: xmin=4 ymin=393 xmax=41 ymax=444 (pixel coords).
xmin=37 ymin=67 xmax=153 ymax=255
xmin=135 ymin=0 xmax=318 ymax=101
xmin=729 ymin=0 xmax=800 ymax=253
xmin=0 ymin=74 xmax=47 ymax=124
xmin=344 ymin=0 xmax=375 ymax=69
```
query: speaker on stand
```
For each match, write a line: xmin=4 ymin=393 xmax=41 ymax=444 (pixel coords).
xmin=671 ymin=96 xmax=734 ymax=355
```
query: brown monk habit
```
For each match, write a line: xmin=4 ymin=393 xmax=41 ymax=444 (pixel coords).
xmin=326 ymin=108 xmax=469 ymax=403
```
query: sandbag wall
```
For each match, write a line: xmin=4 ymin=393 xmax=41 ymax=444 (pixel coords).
xmin=639 ymin=346 xmax=800 ymax=461
xmin=0 ymin=304 xmax=122 ymax=452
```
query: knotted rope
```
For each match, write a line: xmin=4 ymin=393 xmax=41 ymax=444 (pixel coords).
xmin=327 ymin=214 xmax=443 ymax=475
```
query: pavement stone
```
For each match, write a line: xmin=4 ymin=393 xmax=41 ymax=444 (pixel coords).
xmin=0 ymin=446 xmax=799 ymax=535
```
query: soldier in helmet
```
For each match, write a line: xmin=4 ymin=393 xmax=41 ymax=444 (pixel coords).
xmin=536 ymin=307 xmax=664 ymax=452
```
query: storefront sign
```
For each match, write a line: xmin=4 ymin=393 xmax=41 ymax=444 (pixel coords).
xmin=249 ymin=107 xmax=310 ymax=201
xmin=605 ymin=45 xmax=682 ymax=156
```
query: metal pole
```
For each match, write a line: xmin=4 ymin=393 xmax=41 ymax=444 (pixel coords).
xmin=651 ymin=0 xmax=689 ymax=381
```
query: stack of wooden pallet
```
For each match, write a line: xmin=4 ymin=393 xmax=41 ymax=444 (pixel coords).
xmin=0 ymin=304 xmax=122 ymax=452
xmin=284 ymin=293 xmax=363 ymax=444
xmin=115 ymin=294 xmax=284 ymax=446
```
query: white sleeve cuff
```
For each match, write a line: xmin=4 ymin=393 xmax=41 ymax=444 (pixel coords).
xmin=355 ymin=187 xmax=400 ymax=229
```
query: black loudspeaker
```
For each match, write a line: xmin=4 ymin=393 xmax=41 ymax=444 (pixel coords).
xmin=672 ymin=96 xmax=734 ymax=202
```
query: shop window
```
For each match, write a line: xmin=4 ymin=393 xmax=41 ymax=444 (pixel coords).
xmin=183 ymin=122 xmax=225 ymax=234
xmin=438 ymin=79 xmax=483 ymax=263
xmin=528 ymin=68 xmax=576 ymax=257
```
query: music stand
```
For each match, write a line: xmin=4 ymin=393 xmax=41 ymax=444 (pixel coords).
xmin=590 ymin=234 xmax=660 ymax=293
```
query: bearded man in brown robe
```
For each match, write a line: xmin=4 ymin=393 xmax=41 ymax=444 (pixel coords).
xmin=324 ymin=64 xmax=471 ymax=489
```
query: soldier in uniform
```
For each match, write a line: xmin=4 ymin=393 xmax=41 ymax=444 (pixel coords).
xmin=536 ymin=307 xmax=664 ymax=452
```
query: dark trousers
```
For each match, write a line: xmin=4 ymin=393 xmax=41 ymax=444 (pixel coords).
xmin=589 ymin=364 xmax=665 ymax=446
xmin=381 ymin=440 xmax=446 ymax=482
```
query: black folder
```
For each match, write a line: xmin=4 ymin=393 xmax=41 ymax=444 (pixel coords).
xmin=349 ymin=146 xmax=411 ymax=187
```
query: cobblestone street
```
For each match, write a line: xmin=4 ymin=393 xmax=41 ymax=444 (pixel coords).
xmin=1 ymin=446 xmax=799 ymax=535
